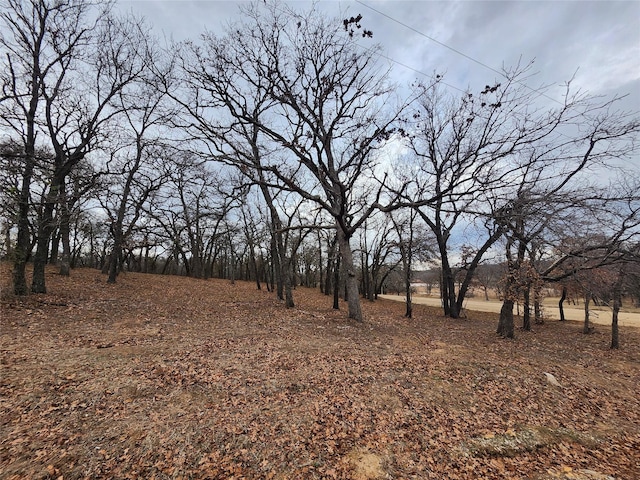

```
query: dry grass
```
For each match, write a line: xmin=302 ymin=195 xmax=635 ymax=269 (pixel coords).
xmin=1 ymin=264 xmax=639 ymax=479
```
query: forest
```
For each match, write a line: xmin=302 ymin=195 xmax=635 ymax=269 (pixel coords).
xmin=1 ymin=0 xmax=639 ymax=337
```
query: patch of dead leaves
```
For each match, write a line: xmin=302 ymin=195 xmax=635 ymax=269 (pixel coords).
xmin=1 ymin=264 xmax=639 ymax=479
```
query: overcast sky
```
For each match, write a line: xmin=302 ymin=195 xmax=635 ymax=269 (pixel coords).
xmin=116 ymin=0 xmax=640 ymax=111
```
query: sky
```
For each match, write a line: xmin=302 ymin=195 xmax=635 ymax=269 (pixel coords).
xmin=112 ymin=0 xmax=639 ymax=258
xmin=115 ymin=0 xmax=640 ymax=112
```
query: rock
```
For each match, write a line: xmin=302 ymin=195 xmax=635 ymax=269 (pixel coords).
xmin=544 ymin=372 xmax=562 ymax=387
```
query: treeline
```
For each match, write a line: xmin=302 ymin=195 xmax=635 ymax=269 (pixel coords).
xmin=1 ymin=0 xmax=639 ymax=345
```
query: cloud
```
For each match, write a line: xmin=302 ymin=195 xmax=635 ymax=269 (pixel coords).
xmin=356 ymin=0 xmax=639 ymax=101
xmin=116 ymin=0 xmax=639 ymax=105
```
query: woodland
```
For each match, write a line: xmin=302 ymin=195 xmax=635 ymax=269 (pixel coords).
xmin=1 ymin=0 xmax=639 ymax=336
xmin=1 ymin=0 xmax=640 ymax=477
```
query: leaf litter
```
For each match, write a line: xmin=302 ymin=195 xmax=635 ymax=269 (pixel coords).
xmin=1 ymin=266 xmax=639 ymax=479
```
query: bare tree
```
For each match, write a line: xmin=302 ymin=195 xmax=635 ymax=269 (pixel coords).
xmin=0 ymin=0 xmax=80 ymax=294
xmin=471 ymin=261 xmax=503 ymax=301
xmin=101 ymin=144 xmax=170 ymax=283
xmin=495 ymin=152 xmax=639 ymax=339
xmin=101 ymin=59 xmax=177 ymax=284
xmin=359 ymin=213 xmax=402 ymax=302
xmin=386 ymin=63 xmax=639 ymax=326
xmin=611 ymin=244 xmax=640 ymax=349
xmin=55 ymin=158 xmax=103 ymax=275
xmin=146 ymin=161 xmax=240 ymax=280
xmin=0 ymin=140 xmax=24 ymax=259
xmin=540 ymin=186 xmax=640 ymax=336
xmin=1 ymin=0 xmax=154 ymax=293
xmin=385 ymin=71 xmax=534 ymax=319
xmin=389 ymin=210 xmax=416 ymax=318
xmin=176 ymin=2 xmax=403 ymax=321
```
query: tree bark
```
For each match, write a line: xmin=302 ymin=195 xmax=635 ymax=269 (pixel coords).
xmin=11 ymin=8 xmax=42 ymax=296
xmin=497 ymin=299 xmax=515 ymax=338
xmin=533 ymin=285 xmax=543 ymax=324
xmin=325 ymin=236 xmax=337 ymax=297
xmin=317 ymin=232 xmax=324 ymax=294
xmin=404 ymin=276 xmax=413 ymax=318
xmin=32 ymin=175 xmax=63 ymax=293
xmin=333 ymin=251 xmax=340 ymax=310
xmin=250 ymin=245 xmax=261 ymax=290
xmin=583 ymin=292 xmax=592 ymax=334
xmin=522 ymin=284 xmax=531 ymax=331
xmin=49 ymin=228 xmax=60 ymax=265
xmin=611 ymin=292 xmax=620 ymax=349
xmin=13 ymin=161 xmax=34 ymax=295
xmin=336 ymin=227 xmax=362 ymax=321
xmin=559 ymin=286 xmax=567 ymax=322
xmin=107 ymin=224 xmax=122 ymax=284
xmin=2 ymin=221 xmax=12 ymax=260
xmin=284 ymin=258 xmax=295 ymax=308
xmin=440 ymin=250 xmax=459 ymax=318
xmin=58 ymin=182 xmax=71 ymax=276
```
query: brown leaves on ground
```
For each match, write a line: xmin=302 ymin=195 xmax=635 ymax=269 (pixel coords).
xmin=1 ymin=266 xmax=639 ymax=479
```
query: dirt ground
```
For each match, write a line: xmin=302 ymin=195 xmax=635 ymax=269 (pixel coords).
xmin=1 ymin=266 xmax=639 ymax=479
xmin=379 ymin=295 xmax=640 ymax=328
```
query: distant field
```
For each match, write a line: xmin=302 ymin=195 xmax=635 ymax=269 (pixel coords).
xmin=381 ymin=294 xmax=640 ymax=328
xmin=2 ymin=266 xmax=639 ymax=479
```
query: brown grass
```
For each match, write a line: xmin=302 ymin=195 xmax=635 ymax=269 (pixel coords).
xmin=1 ymin=265 xmax=639 ymax=479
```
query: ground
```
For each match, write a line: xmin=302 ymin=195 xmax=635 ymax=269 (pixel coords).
xmin=379 ymin=295 xmax=640 ymax=327
xmin=1 ymin=266 xmax=639 ymax=479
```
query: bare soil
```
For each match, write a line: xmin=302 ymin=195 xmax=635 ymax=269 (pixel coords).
xmin=1 ymin=266 xmax=639 ymax=479
xmin=380 ymin=295 xmax=640 ymax=328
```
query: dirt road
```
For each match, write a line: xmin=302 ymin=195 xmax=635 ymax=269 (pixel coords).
xmin=379 ymin=294 xmax=640 ymax=328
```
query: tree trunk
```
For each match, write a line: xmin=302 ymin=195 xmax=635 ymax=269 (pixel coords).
xmin=610 ymin=270 xmax=625 ymax=349
xmin=559 ymin=286 xmax=567 ymax=322
xmin=58 ymin=183 xmax=71 ymax=276
xmin=404 ymin=273 xmax=412 ymax=319
xmin=271 ymin=234 xmax=283 ymax=300
xmin=360 ymin=247 xmax=369 ymax=301
xmin=336 ymin=228 xmax=362 ymax=321
xmin=533 ymin=285 xmax=543 ymax=324
xmin=497 ymin=299 xmax=515 ymax=338
xmin=107 ymin=227 xmax=122 ymax=284
xmin=522 ymin=284 xmax=531 ymax=331
xmin=333 ymin=251 xmax=340 ymax=310
xmin=191 ymin=253 xmax=203 ymax=279
xmin=317 ymin=232 xmax=324 ymax=294
xmin=32 ymin=177 xmax=61 ymax=293
xmin=325 ymin=236 xmax=337 ymax=297
xmin=13 ymin=164 xmax=34 ymax=295
xmin=440 ymin=251 xmax=459 ymax=318
xmin=455 ymin=227 xmax=503 ymax=315
xmin=611 ymin=292 xmax=620 ymax=349
xmin=534 ymin=299 xmax=542 ymax=324
xmin=251 ymin=247 xmax=261 ymax=290
xmin=59 ymin=221 xmax=71 ymax=276
xmin=2 ymin=221 xmax=11 ymax=260
xmin=284 ymin=259 xmax=295 ymax=308
xmin=583 ymin=292 xmax=592 ymax=334
xmin=143 ymin=243 xmax=150 ymax=274
xmin=13 ymin=57 xmax=40 ymax=296
xmin=49 ymin=228 xmax=60 ymax=264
